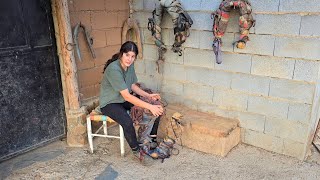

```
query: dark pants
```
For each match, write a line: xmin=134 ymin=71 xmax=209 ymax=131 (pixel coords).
xmin=101 ymin=102 xmax=160 ymax=150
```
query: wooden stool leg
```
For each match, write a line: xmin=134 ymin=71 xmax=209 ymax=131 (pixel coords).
xmin=86 ymin=117 xmax=94 ymax=153
xmin=103 ymin=121 xmax=107 ymax=135
xmin=119 ymin=125 xmax=125 ymax=157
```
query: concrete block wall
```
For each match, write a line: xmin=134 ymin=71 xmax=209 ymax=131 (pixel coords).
xmin=132 ymin=0 xmax=320 ymax=159
xmin=68 ymin=0 xmax=128 ymax=102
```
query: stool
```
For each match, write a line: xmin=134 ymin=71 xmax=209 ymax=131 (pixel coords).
xmin=86 ymin=115 xmax=125 ymax=156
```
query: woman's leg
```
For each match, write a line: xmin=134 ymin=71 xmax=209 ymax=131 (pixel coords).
xmin=101 ymin=103 xmax=139 ymax=150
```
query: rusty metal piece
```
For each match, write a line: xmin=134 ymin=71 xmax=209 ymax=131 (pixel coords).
xmin=73 ymin=22 xmax=96 ymax=61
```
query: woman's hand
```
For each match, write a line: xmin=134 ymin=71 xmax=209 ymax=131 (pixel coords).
xmin=148 ymin=104 xmax=164 ymax=117
xmin=148 ymin=93 xmax=161 ymax=101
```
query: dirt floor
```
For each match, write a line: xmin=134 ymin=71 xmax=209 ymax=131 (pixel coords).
xmin=1 ymin=126 xmax=320 ymax=180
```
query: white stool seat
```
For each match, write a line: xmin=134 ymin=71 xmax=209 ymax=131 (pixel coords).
xmin=86 ymin=115 xmax=125 ymax=156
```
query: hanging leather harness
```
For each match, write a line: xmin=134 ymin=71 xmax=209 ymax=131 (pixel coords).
xmin=148 ymin=0 xmax=193 ymax=67
xmin=212 ymin=0 xmax=255 ymax=64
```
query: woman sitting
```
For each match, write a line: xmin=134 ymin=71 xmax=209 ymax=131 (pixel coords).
xmin=99 ymin=41 xmax=164 ymax=161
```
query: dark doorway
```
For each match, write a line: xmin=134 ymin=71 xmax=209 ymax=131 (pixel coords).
xmin=0 ymin=0 xmax=66 ymax=161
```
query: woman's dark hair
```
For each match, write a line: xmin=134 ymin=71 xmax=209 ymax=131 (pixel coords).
xmin=103 ymin=41 xmax=139 ymax=73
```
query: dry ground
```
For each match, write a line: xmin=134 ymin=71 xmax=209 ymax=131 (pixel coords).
xmin=1 ymin=126 xmax=320 ymax=180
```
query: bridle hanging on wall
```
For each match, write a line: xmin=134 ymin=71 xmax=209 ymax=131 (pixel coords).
xmin=147 ymin=0 xmax=193 ymax=72
xmin=211 ymin=0 xmax=255 ymax=64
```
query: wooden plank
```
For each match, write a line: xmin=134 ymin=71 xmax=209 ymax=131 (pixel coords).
xmin=53 ymin=0 xmax=80 ymax=110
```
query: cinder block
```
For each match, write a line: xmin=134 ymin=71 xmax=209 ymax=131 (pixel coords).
xmin=197 ymin=102 xmax=218 ymax=114
xmin=143 ymin=44 xmax=158 ymax=60
xmin=162 ymin=28 xmax=174 ymax=46
xmin=199 ymin=31 xmax=235 ymax=52
xmin=142 ymin=28 xmax=154 ymax=44
xmin=184 ymin=48 xmax=215 ymax=69
xmin=143 ymin=0 xmax=158 ymax=12
xmin=234 ymin=34 xmax=275 ymax=56
xmin=213 ymin=88 xmax=248 ymax=111
xmin=202 ymin=107 xmax=266 ymax=133
xmin=106 ymin=28 xmax=122 ymax=46
xmin=161 ymin=12 xmax=174 ymax=29
xmin=105 ymin=0 xmax=128 ymax=11
xmin=74 ymin=0 xmax=104 ymax=11
xmin=185 ymin=67 xmax=232 ymax=88
xmin=274 ymin=36 xmax=320 ymax=60
xmin=134 ymin=60 xmax=145 ymax=74
xmin=183 ymin=30 xmax=200 ymax=48
xmin=250 ymin=0 xmax=280 ymax=12
xmin=94 ymin=45 xmax=120 ymax=67
xmin=77 ymin=33 xmax=92 ymax=52
xmin=78 ymin=67 xmax=103 ymax=88
xmin=225 ymin=11 xmax=254 ymax=34
xmin=199 ymin=31 xmax=213 ymax=50
xmin=231 ymin=73 xmax=270 ymax=96
xmin=180 ymin=0 xmax=201 ymax=11
xmin=75 ymin=52 xmax=95 ymax=70
xmin=264 ymin=117 xmax=309 ymax=143
xmin=163 ymin=47 xmax=184 ymax=64
xmin=251 ymin=55 xmax=295 ymax=79
xmin=293 ymin=60 xmax=320 ymax=82
xmin=145 ymin=61 xmax=158 ymax=76
xmin=117 ymin=11 xmax=129 ymax=28
xmin=92 ymin=12 xmax=118 ymax=29
xmin=248 ymin=96 xmax=289 ymax=119
xmin=91 ymin=30 xmax=106 ymax=48
xmin=160 ymin=92 xmax=184 ymax=104
xmin=237 ymin=112 xmax=266 ymax=132
xmin=184 ymin=83 xmax=214 ymax=103
xmin=255 ymin=14 xmax=300 ymax=35
xmin=209 ymin=106 xmax=239 ymax=119
xmin=200 ymin=0 xmax=221 ymax=11
xmin=269 ymin=78 xmax=315 ymax=104
xmin=186 ymin=66 xmax=210 ymax=84
xmin=225 ymin=11 xmax=240 ymax=33
xmin=279 ymin=0 xmax=320 ymax=12
xmin=243 ymin=129 xmax=284 ymax=154
xmin=70 ymin=11 xmax=91 ymax=31
xmin=189 ymin=12 xmax=213 ymax=31
xmin=132 ymin=0 xmax=143 ymax=11
xmin=161 ymin=79 xmax=183 ymax=95
xmin=300 ymin=15 xmax=320 ymax=36
xmin=160 ymin=104 xmax=241 ymax=157
xmin=163 ymin=63 xmax=186 ymax=81
xmin=283 ymin=139 xmax=305 ymax=160
xmin=288 ymin=103 xmax=312 ymax=125
xmin=183 ymin=98 xmax=199 ymax=110
xmin=137 ymin=74 xmax=161 ymax=91
xmin=132 ymin=12 xmax=149 ymax=28
xmin=80 ymin=85 xmax=99 ymax=100
xmin=215 ymin=53 xmax=252 ymax=73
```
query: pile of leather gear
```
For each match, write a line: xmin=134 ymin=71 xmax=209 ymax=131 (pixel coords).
xmin=212 ymin=0 xmax=255 ymax=64
xmin=148 ymin=0 xmax=193 ymax=56
xmin=130 ymin=85 xmax=177 ymax=162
